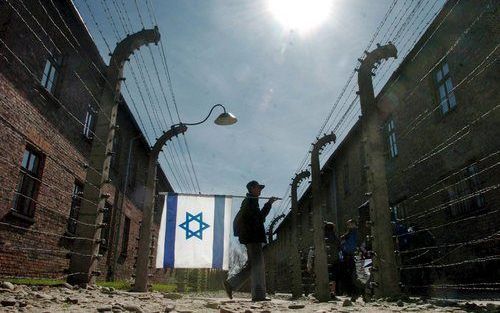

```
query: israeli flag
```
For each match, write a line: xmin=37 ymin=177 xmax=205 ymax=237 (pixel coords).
xmin=156 ymin=193 xmax=232 ymax=270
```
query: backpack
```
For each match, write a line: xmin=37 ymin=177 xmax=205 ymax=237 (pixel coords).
xmin=233 ymin=198 xmax=251 ymax=238
xmin=233 ymin=209 xmax=242 ymax=237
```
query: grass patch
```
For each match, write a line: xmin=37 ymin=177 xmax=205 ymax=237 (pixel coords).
xmin=96 ymin=280 xmax=132 ymax=290
xmin=95 ymin=281 xmax=176 ymax=292
xmin=4 ymin=278 xmax=65 ymax=286
xmin=151 ymin=283 xmax=177 ymax=293
xmin=4 ymin=277 xmax=177 ymax=293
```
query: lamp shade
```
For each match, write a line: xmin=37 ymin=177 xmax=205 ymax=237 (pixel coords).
xmin=214 ymin=112 xmax=238 ymax=125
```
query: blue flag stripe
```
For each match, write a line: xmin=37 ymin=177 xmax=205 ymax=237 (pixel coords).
xmin=212 ymin=195 xmax=225 ymax=269
xmin=164 ymin=194 xmax=178 ymax=268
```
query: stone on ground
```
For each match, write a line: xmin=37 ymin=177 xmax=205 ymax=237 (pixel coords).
xmin=0 ymin=281 xmax=15 ymax=291
xmin=342 ymin=299 xmax=353 ymax=307
xmin=289 ymin=303 xmax=305 ymax=309
xmin=1 ymin=298 xmax=17 ymax=306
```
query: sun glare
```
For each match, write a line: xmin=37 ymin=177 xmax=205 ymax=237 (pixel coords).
xmin=268 ymin=0 xmax=334 ymax=34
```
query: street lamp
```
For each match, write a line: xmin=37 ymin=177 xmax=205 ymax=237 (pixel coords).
xmin=183 ymin=103 xmax=237 ymax=126
xmin=133 ymin=104 xmax=237 ymax=292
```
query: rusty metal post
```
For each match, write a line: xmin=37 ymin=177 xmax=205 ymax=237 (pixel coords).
xmin=67 ymin=28 xmax=160 ymax=285
xmin=357 ymin=43 xmax=400 ymax=297
xmin=311 ymin=133 xmax=336 ymax=301
xmin=290 ymin=170 xmax=310 ymax=298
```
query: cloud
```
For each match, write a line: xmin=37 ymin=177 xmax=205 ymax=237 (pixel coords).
xmin=258 ymin=88 xmax=274 ymax=112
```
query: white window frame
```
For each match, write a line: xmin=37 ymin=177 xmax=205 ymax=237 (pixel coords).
xmin=40 ymin=55 xmax=62 ymax=94
xmin=387 ymin=118 xmax=398 ymax=158
xmin=83 ymin=106 xmax=96 ymax=139
xmin=435 ymin=62 xmax=457 ymax=115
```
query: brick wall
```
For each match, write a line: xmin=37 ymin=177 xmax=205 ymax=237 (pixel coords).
xmin=0 ymin=72 xmax=87 ymax=278
xmin=0 ymin=0 xmax=173 ymax=284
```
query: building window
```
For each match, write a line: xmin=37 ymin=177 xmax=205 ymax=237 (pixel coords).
xmin=40 ymin=55 xmax=62 ymax=94
xmin=99 ymin=202 xmax=112 ymax=255
xmin=12 ymin=147 xmax=44 ymax=219
xmin=111 ymin=131 xmax=121 ymax=171
xmin=298 ymin=219 xmax=303 ymax=239
xmin=343 ymin=162 xmax=350 ymax=195
xmin=435 ymin=62 xmax=457 ymax=115
xmin=307 ymin=203 xmax=313 ymax=230
xmin=127 ymin=156 xmax=137 ymax=188
xmin=386 ymin=118 xmax=398 ymax=158
xmin=391 ymin=202 xmax=408 ymax=221
xmin=447 ymin=164 xmax=485 ymax=217
xmin=120 ymin=216 xmax=131 ymax=257
xmin=83 ymin=106 xmax=96 ymax=139
xmin=67 ymin=182 xmax=83 ymax=235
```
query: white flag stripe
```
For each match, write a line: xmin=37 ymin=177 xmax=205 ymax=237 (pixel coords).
xmin=222 ymin=196 xmax=232 ymax=270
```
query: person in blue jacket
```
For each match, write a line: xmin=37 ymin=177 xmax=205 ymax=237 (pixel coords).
xmin=338 ymin=219 xmax=362 ymax=300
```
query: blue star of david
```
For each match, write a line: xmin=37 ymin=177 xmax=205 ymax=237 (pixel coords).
xmin=178 ymin=212 xmax=210 ymax=240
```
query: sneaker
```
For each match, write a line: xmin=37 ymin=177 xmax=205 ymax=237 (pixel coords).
xmin=330 ymin=293 xmax=340 ymax=301
xmin=252 ymin=297 xmax=271 ymax=302
xmin=223 ymin=280 xmax=232 ymax=299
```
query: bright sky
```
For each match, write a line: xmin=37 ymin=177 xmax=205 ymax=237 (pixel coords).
xmin=74 ymin=0 xmax=445 ymax=233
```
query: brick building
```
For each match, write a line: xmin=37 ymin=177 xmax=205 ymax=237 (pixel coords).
xmin=0 ymin=0 xmax=173 ymax=282
xmin=266 ymin=0 xmax=499 ymax=295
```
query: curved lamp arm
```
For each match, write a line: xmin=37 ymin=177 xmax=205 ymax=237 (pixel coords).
xmin=177 ymin=104 xmax=227 ymax=126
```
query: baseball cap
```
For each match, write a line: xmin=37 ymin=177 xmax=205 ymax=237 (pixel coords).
xmin=246 ymin=180 xmax=265 ymax=191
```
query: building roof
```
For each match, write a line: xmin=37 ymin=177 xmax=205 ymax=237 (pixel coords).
xmin=65 ymin=0 xmax=172 ymax=191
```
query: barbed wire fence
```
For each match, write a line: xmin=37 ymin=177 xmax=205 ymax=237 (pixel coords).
xmin=265 ymin=0 xmax=500 ymax=299
xmin=0 ymin=0 xmax=225 ymax=291
xmin=0 ymin=0 xmax=154 ymax=287
xmin=0 ymin=0 xmax=498 ymax=297
xmin=270 ymin=0 xmax=450 ymax=221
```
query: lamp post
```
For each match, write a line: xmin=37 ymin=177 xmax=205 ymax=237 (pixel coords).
xmin=133 ymin=104 xmax=237 ymax=292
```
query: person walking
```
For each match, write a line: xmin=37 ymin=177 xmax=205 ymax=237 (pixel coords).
xmin=224 ymin=180 xmax=278 ymax=301
xmin=338 ymin=219 xmax=362 ymax=300
xmin=306 ymin=221 xmax=341 ymax=300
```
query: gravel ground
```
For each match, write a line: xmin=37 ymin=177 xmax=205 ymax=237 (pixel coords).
xmin=0 ymin=282 xmax=498 ymax=313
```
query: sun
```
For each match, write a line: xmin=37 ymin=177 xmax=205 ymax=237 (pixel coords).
xmin=268 ymin=0 xmax=334 ymax=34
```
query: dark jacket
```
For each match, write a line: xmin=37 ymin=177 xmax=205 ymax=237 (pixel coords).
xmin=235 ymin=194 xmax=272 ymax=244
xmin=341 ymin=228 xmax=358 ymax=256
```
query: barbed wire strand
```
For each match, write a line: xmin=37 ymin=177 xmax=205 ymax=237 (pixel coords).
xmin=0 ymin=222 xmax=95 ymax=242
xmin=95 ymin=0 xmax=195 ymax=193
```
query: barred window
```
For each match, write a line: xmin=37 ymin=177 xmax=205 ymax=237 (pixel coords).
xmin=447 ymin=164 xmax=485 ymax=217
xmin=386 ymin=118 xmax=398 ymax=158
xmin=67 ymin=182 xmax=83 ymax=235
xmin=120 ymin=216 xmax=131 ymax=257
xmin=83 ymin=106 xmax=96 ymax=139
xmin=13 ymin=147 xmax=44 ymax=218
xmin=98 ymin=202 xmax=112 ymax=254
xmin=110 ymin=131 xmax=121 ymax=170
xmin=391 ymin=202 xmax=408 ymax=221
xmin=435 ymin=62 xmax=457 ymax=115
